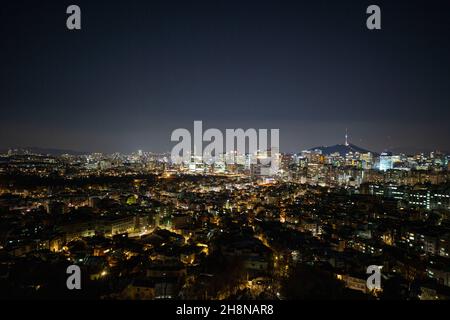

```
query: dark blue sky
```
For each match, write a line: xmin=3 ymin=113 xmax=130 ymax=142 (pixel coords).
xmin=1 ymin=0 xmax=450 ymax=153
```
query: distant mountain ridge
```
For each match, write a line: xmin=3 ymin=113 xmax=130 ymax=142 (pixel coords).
xmin=0 ymin=147 xmax=87 ymax=156
xmin=308 ymin=143 xmax=375 ymax=157
xmin=387 ymin=146 xmax=450 ymax=156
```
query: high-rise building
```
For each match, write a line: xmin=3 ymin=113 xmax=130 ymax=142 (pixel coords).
xmin=379 ymin=152 xmax=393 ymax=171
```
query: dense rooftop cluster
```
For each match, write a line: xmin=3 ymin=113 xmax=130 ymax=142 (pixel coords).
xmin=0 ymin=148 xmax=450 ymax=299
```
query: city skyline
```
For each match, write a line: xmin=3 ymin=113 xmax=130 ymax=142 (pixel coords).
xmin=3 ymin=0 xmax=450 ymax=305
xmin=1 ymin=130 xmax=448 ymax=156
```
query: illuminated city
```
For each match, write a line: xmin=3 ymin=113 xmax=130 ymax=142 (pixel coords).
xmin=1 ymin=0 xmax=450 ymax=306
xmin=1 ymin=138 xmax=450 ymax=300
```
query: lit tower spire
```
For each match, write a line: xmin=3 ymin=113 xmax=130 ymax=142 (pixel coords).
xmin=345 ymin=128 xmax=349 ymax=146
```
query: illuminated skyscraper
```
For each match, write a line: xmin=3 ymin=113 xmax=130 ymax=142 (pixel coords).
xmin=379 ymin=152 xmax=393 ymax=171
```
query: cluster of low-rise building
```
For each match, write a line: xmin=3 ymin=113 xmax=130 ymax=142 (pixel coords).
xmin=1 ymin=147 xmax=450 ymax=299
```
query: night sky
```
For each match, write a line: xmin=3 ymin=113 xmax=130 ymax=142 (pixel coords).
xmin=1 ymin=0 xmax=450 ymax=154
